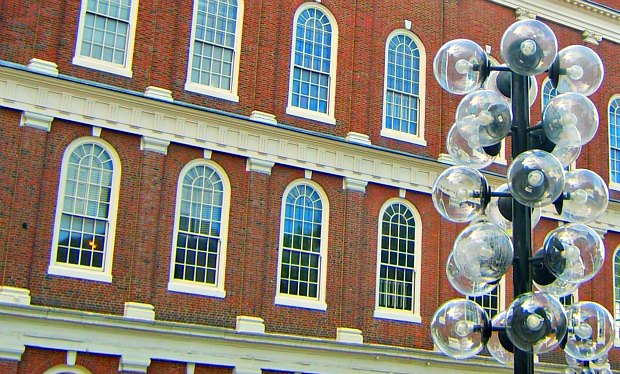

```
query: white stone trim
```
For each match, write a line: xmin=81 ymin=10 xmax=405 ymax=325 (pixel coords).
xmin=336 ymin=328 xmax=363 ymax=344
xmin=246 ymin=158 xmax=275 ymax=174
xmin=92 ymin=126 xmax=102 ymax=137
xmin=0 ymin=286 xmax=31 ymax=306
xmin=123 ymin=302 xmax=155 ymax=321
xmin=27 ymin=58 xmax=59 ymax=77
xmin=119 ymin=354 xmax=150 ymax=373
xmin=236 ymin=316 xmax=265 ymax=334
xmin=20 ymin=111 xmax=53 ymax=131
xmin=343 ymin=177 xmax=367 ymax=193
xmin=144 ymin=86 xmax=174 ymax=102
xmin=582 ymin=29 xmax=603 ymax=45
xmin=515 ymin=7 xmax=536 ymax=20
xmin=249 ymin=111 xmax=277 ymax=125
xmin=67 ymin=350 xmax=77 ymax=366
xmin=140 ymin=135 xmax=170 ymax=155
xmin=345 ymin=131 xmax=371 ymax=145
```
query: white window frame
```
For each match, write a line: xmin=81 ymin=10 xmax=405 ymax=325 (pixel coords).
xmin=468 ymin=277 xmax=506 ymax=319
xmin=380 ymin=29 xmax=427 ymax=146
xmin=72 ymin=0 xmax=140 ymax=77
xmin=167 ymin=159 xmax=231 ymax=298
xmin=609 ymin=95 xmax=620 ymax=191
xmin=285 ymin=3 xmax=338 ymax=125
xmin=373 ymin=198 xmax=422 ymax=323
xmin=184 ymin=0 xmax=244 ymax=102
xmin=44 ymin=365 xmax=92 ymax=374
xmin=48 ymin=137 xmax=121 ymax=283
xmin=541 ymin=77 xmax=558 ymax=112
xmin=614 ymin=246 xmax=620 ymax=346
xmin=275 ymin=179 xmax=329 ymax=311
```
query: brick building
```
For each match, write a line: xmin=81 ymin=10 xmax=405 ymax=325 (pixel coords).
xmin=0 ymin=0 xmax=618 ymax=373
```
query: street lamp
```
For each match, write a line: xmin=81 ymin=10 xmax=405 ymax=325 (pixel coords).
xmin=428 ymin=19 xmax=614 ymax=374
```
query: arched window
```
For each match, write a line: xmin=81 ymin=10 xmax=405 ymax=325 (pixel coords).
xmin=374 ymin=199 xmax=422 ymax=323
xmin=609 ymin=96 xmax=620 ymax=188
xmin=48 ymin=138 xmax=121 ymax=283
xmin=168 ymin=160 xmax=231 ymax=298
xmin=286 ymin=3 xmax=338 ymax=124
xmin=43 ymin=365 xmax=92 ymax=374
xmin=381 ymin=30 xmax=426 ymax=146
xmin=185 ymin=0 xmax=244 ymax=102
xmin=541 ymin=78 xmax=558 ymax=111
xmin=275 ymin=180 xmax=329 ymax=310
xmin=614 ymin=247 xmax=620 ymax=341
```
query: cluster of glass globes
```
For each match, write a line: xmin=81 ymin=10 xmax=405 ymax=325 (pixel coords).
xmin=429 ymin=19 xmax=614 ymax=371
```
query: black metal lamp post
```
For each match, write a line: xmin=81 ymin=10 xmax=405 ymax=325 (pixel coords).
xmin=428 ymin=19 xmax=615 ymax=374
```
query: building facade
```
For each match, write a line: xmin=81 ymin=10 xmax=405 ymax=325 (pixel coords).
xmin=0 ymin=0 xmax=618 ymax=373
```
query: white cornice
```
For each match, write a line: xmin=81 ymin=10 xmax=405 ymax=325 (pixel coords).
xmin=489 ymin=0 xmax=620 ymax=44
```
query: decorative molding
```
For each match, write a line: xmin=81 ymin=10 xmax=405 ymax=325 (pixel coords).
xmin=582 ymin=29 xmax=603 ymax=45
xmin=336 ymin=328 xmax=363 ymax=344
xmin=343 ymin=177 xmax=368 ymax=193
xmin=20 ymin=111 xmax=53 ymax=131
xmin=249 ymin=110 xmax=277 ymax=125
xmin=144 ymin=86 xmax=173 ymax=102
xmin=123 ymin=302 xmax=155 ymax=321
xmin=246 ymin=158 xmax=275 ymax=175
xmin=119 ymin=354 xmax=151 ymax=373
xmin=345 ymin=131 xmax=371 ymax=145
xmin=92 ymin=126 xmax=102 ymax=137
xmin=437 ymin=153 xmax=456 ymax=165
xmin=0 ymin=286 xmax=31 ymax=306
xmin=236 ymin=316 xmax=265 ymax=334
xmin=515 ymin=7 xmax=536 ymax=20
xmin=399 ymin=188 xmax=406 ymax=198
xmin=27 ymin=58 xmax=59 ymax=77
xmin=404 ymin=20 xmax=412 ymax=30
xmin=186 ymin=363 xmax=196 ymax=374
xmin=67 ymin=350 xmax=77 ymax=366
xmin=304 ymin=170 xmax=312 ymax=180
xmin=0 ymin=335 xmax=24 ymax=361
xmin=204 ymin=149 xmax=212 ymax=159
xmin=140 ymin=136 xmax=170 ymax=155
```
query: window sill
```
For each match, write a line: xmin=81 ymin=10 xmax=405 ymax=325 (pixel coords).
xmin=286 ymin=106 xmax=336 ymax=125
xmin=48 ymin=264 xmax=112 ymax=283
xmin=373 ymin=308 xmax=421 ymax=323
xmin=380 ymin=128 xmax=427 ymax=146
xmin=167 ymin=281 xmax=226 ymax=298
xmin=610 ymin=182 xmax=620 ymax=192
xmin=184 ymin=82 xmax=239 ymax=103
xmin=72 ymin=56 xmax=132 ymax=78
xmin=275 ymin=295 xmax=327 ymax=311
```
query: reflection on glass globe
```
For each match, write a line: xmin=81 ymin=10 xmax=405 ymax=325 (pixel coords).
xmin=486 ymin=183 xmax=541 ymax=234
xmin=565 ymin=302 xmax=614 ymax=362
xmin=455 ymin=90 xmax=512 ymax=147
xmin=544 ymin=223 xmax=605 ymax=284
xmin=446 ymin=252 xmax=498 ymax=296
xmin=487 ymin=310 xmax=514 ymax=365
xmin=542 ymin=93 xmax=599 ymax=146
xmin=508 ymin=150 xmax=565 ymax=207
xmin=534 ymin=275 xmax=579 ymax=299
xmin=560 ymin=169 xmax=609 ymax=224
xmin=554 ymin=45 xmax=604 ymax=96
xmin=430 ymin=298 xmax=490 ymax=359
xmin=433 ymin=39 xmax=488 ymax=95
xmin=500 ymin=19 xmax=558 ymax=76
xmin=432 ymin=166 xmax=489 ymax=222
xmin=484 ymin=68 xmax=539 ymax=106
xmin=506 ymin=291 xmax=567 ymax=353
xmin=446 ymin=123 xmax=496 ymax=169
xmin=452 ymin=222 xmax=513 ymax=283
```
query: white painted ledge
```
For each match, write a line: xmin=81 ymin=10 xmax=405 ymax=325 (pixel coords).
xmin=336 ymin=327 xmax=363 ymax=344
xmin=346 ymin=132 xmax=371 ymax=145
xmin=249 ymin=111 xmax=277 ymax=125
xmin=123 ymin=302 xmax=155 ymax=321
xmin=236 ymin=316 xmax=265 ymax=334
xmin=27 ymin=58 xmax=59 ymax=77
xmin=20 ymin=111 xmax=53 ymax=131
xmin=144 ymin=86 xmax=173 ymax=102
xmin=0 ymin=286 xmax=31 ymax=306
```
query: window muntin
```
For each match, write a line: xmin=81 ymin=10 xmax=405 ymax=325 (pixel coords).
xmin=374 ymin=199 xmax=422 ymax=323
xmin=49 ymin=138 xmax=120 ymax=282
xmin=381 ymin=30 xmax=426 ymax=145
xmin=168 ymin=161 xmax=230 ymax=297
xmin=469 ymin=281 xmax=503 ymax=318
xmin=185 ymin=0 xmax=243 ymax=101
xmin=276 ymin=181 xmax=328 ymax=310
xmin=73 ymin=0 xmax=138 ymax=77
xmin=541 ymin=78 xmax=558 ymax=111
xmin=286 ymin=4 xmax=337 ymax=124
xmin=610 ymin=97 xmax=620 ymax=188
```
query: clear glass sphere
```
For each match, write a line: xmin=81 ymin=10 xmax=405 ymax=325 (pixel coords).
xmin=446 ymin=252 xmax=499 ymax=296
xmin=446 ymin=123 xmax=496 ymax=169
xmin=555 ymin=45 xmax=604 ymax=96
xmin=565 ymin=302 xmax=614 ymax=361
xmin=508 ymin=150 xmax=565 ymax=207
xmin=430 ymin=298 xmax=490 ymax=359
xmin=534 ymin=275 xmax=579 ymax=299
xmin=506 ymin=291 xmax=567 ymax=353
xmin=432 ymin=166 xmax=488 ymax=222
xmin=433 ymin=39 xmax=488 ymax=95
xmin=487 ymin=310 xmax=514 ymax=365
xmin=542 ymin=92 xmax=600 ymax=146
xmin=544 ymin=223 xmax=605 ymax=284
xmin=484 ymin=68 xmax=538 ymax=107
xmin=561 ymin=169 xmax=609 ymax=224
xmin=549 ymin=124 xmax=582 ymax=168
xmin=455 ymin=90 xmax=512 ymax=147
xmin=486 ymin=183 xmax=541 ymax=234
xmin=452 ymin=222 xmax=513 ymax=283
xmin=500 ymin=19 xmax=558 ymax=76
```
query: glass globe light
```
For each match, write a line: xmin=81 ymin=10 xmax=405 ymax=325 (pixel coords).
xmin=534 ymin=273 xmax=579 ymax=299
xmin=500 ymin=19 xmax=558 ymax=76
xmin=446 ymin=252 xmax=499 ymax=296
xmin=486 ymin=183 xmax=541 ymax=234
xmin=544 ymin=223 xmax=605 ymax=284
xmin=542 ymin=93 xmax=599 ymax=146
xmin=487 ymin=310 xmax=514 ymax=365
xmin=558 ymin=169 xmax=609 ymax=224
xmin=430 ymin=298 xmax=490 ymax=359
xmin=598 ymin=369 xmax=614 ymax=374
xmin=433 ymin=39 xmax=488 ymax=95
xmin=529 ymin=125 xmax=583 ymax=169
xmin=508 ymin=149 xmax=565 ymax=207
xmin=455 ymin=90 xmax=512 ymax=147
xmin=446 ymin=123 xmax=496 ymax=169
xmin=432 ymin=166 xmax=489 ymax=222
xmin=484 ymin=68 xmax=539 ymax=107
xmin=565 ymin=302 xmax=614 ymax=362
xmin=506 ymin=291 xmax=567 ymax=353
xmin=452 ymin=222 xmax=513 ymax=283
xmin=551 ymin=45 xmax=604 ymax=96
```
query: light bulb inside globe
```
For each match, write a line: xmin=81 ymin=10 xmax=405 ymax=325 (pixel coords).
xmin=508 ymin=150 xmax=565 ymax=207
xmin=455 ymin=90 xmax=512 ymax=147
xmin=565 ymin=302 xmax=615 ymax=362
xmin=433 ymin=39 xmax=489 ymax=95
xmin=432 ymin=166 xmax=490 ymax=222
xmin=555 ymin=169 xmax=609 ymax=224
xmin=549 ymin=45 xmax=604 ymax=96
xmin=542 ymin=92 xmax=599 ymax=146
xmin=500 ymin=19 xmax=558 ymax=76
